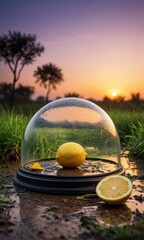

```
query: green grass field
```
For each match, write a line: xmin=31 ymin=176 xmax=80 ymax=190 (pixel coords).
xmin=0 ymin=103 xmax=144 ymax=163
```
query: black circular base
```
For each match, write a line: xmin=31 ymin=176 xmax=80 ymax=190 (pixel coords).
xmin=13 ymin=162 xmax=124 ymax=194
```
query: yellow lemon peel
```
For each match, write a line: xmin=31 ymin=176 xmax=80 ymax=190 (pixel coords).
xmin=56 ymin=142 xmax=87 ymax=168
xmin=31 ymin=162 xmax=44 ymax=170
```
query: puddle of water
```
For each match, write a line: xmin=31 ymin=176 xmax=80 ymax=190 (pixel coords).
xmin=94 ymin=204 xmax=133 ymax=226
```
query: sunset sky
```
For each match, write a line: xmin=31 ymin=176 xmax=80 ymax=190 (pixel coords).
xmin=0 ymin=0 xmax=144 ymax=100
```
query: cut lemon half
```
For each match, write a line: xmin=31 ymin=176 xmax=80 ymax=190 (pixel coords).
xmin=96 ymin=175 xmax=133 ymax=205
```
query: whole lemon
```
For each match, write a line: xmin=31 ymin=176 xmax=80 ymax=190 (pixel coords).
xmin=56 ymin=142 xmax=87 ymax=168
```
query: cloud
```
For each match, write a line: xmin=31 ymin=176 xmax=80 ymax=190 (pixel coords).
xmin=45 ymin=32 xmax=95 ymax=45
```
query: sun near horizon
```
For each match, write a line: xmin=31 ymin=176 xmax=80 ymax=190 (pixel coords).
xmin=111 ymin=91 xmax=117 ymax=98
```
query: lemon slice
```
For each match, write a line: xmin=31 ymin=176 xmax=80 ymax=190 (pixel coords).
xmin=31 ymin=162 xmax=44 ymax=170
xmin=56 ymin=142 xmax=87 ymax=168
xmin=96 ymin=175 xmax=133 ymax=205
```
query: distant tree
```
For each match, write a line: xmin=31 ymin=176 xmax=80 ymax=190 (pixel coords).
xmin=0 ymin=31 xmax=44 ymax=107
xmin=34 ymin=63 xmax=64 ymax=103
xmin=64 ymin=92 xmax=83 ymax=98
xmin=103 ymin=95 xmax=125 ymax=103
xmin=35 ymin=95 xmax=45 ymax=103
xmin=130 ymin=92 xmax=141 ymax=103
xmin=0 ymin=82 xmax=12 ymax=101
xmin=87 ymin=97 xmax=97 ymax=104
xmin=103 ymin=96 xmax=112 ymax=102
xmin=15 ymin=84 xmax=35 ymax=100
xmin=114 ymin=95 xmax=125 ymax=103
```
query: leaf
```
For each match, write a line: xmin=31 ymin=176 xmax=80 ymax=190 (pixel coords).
xmin=84 ymin=193 xmax=98 ymax=198
xmin=3 ymin=184 xmax=14 ymax=188
xmin=63 ymin=198 xmax=68 ymax=203
xmin=76 ymin=195 xmax=85 ymax=200
xmin=0 ymin=197 xmax=10 ymax=206
xmin=80 ymin=216 xmax=91 ymax=225
xmin=126 ymin=173 xmax=138 ymax=181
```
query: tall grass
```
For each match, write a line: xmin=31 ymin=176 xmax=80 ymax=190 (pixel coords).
xmin=109 ymin=110 xmax=144 ymax=157
xmin=0 ymin=107 xmax=30 ymax=162
xmin=0 ymin=105 xmax=144 ymax=162
xmin=109 ymin=110 xmax=144 ymax=140
xmin=126 ymin=122 xmax=144 ymax=158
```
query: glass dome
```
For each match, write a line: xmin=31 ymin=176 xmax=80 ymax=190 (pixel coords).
xmin=14 ymin=97 xmax=124 ymax=193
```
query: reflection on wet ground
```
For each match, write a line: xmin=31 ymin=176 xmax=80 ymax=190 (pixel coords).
xmin=0 ymin=156 xmax=144 ymax=240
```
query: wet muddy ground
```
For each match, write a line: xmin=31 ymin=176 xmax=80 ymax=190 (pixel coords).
xmin=0 ymin=156 xmax=144 ymax=240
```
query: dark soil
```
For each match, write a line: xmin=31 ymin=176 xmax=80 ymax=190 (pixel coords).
xmin=0 ymin=156 xmax=144 ymax=240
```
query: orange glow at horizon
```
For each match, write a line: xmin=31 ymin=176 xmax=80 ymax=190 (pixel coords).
xmin=1 ymin=1 xmax=144 ymax=102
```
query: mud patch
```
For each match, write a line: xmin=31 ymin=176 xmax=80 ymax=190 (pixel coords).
xmin=0 ymin=157 xmax=144 ymax=240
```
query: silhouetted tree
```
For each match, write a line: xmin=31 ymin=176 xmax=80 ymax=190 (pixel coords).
xmin=64 ymin=92 xmax=83 ymax=98
xmin=103 ymin=95 xmax=125 ymax=103
xmin=0 ymin=82 xmax=12 ymax=101
xmin=34 ymin=63 xmax=64 ymax=103
xmin=0 ymin=31 xmax=44 ymax=107
xmin=35 ymin=95 xmax=45 ymax=103
xmin=0 ymin=82 xmax=35 ymax=102
xmin=114 ymin=95 xmax=125 ymax=103
xmin=15 ymin=84 xmax=35 ymax=100
xmin=103 ymin=96 xmax=112 ymax=103
xmin=130 ymin=92 xmax=141 ymax=104
xmin=87 ymin=97 xmax=97 ymax=104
